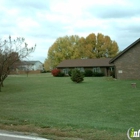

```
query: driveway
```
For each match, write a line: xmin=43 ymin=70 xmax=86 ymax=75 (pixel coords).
xmin=0 ymin=130 xmax=49 ymax=140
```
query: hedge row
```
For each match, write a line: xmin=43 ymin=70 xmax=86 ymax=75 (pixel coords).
xmin=69 ymin=69 xmax=105 ymax=77
xmin=51 ymin=69 xmax=106 ymax=77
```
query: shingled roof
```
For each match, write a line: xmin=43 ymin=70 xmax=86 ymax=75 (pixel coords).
xmin=57 ymin=58 xmax=114 ymax=68
xmin=110 ymin=38 xmax=140 ymax=63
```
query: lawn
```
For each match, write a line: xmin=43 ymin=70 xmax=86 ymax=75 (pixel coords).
xmin=0 ymin=73 xmax=140 ymax=140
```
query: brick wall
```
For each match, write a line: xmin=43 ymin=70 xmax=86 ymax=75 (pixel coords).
xmin=114 ymin=42 xmax=140 ymax=79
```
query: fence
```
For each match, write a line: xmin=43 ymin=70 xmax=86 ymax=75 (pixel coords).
xmin=10 ymin=70 xmax=41 ymax=75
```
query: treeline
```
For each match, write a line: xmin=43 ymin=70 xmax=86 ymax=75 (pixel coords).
xmin=44 ymin=33 xmax=119 ymax=70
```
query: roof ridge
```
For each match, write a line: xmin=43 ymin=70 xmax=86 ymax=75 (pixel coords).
xmin=110 ymin=38 xmax=140 ymax=63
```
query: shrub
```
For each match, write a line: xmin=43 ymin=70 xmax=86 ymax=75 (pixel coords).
xmin=68 ymin=69 xmax=73 ymax=76
xmin=57 ymin=72 xmax=65 ymax=77
xmin=68 ymin=70 xmax=71 ymax=76
xmin=110 ymin=71 xmax=115 ymax=78
xmin=51 ymin=69 xmax=65 ymax=77
xmin=84 ymin=69 xmax=93 ymax=77
xmin=40 ymin=70 xmax=47 ymax=73
xmin=71 ymin=69 xmax=84 ymax=83
xmin=93 ymin=72 xmax=105 ymax=77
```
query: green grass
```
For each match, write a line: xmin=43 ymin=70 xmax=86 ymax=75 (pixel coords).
xmin=0 ymin=73 xmax=140 ymax=140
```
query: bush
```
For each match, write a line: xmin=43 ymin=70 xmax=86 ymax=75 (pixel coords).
xmin=110 ymin=71 xmax=115 ymax=78
xmin=84 ymin=69 xmax=93 ymax=77
xmin=51 ymin=69 xmax=65 ymax=77
xmin=93 ymin=72 xmax=104 ymax=77
xmin=40 ymin=70 xmax=47 ymax=73
xmin=57 ymin=72 xmax=65 ymax=77
xmin=71 ymin=69 xmax=84 ymax=83
xmin=68 ymin=70 xmax=72 ymax=76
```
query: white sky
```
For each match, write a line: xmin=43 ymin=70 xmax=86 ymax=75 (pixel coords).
xmin=1 ymin=0 xmax=140 ymax=62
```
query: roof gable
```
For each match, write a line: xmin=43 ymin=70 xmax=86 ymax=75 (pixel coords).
xmin=110 ymin=38 xmax=140 ymax=63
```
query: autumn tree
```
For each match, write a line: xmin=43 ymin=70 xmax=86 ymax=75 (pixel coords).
xmin=47 ymin=35 xmax=80 ymax=68
xmin=81 ymin=33 xmax=119 ymax=58
xmin=44 ymin=59 xmax=52 ymax=71
xmin=46 ymin=33 xmax=119 ymax=69
xmin=0 ymin=36 xmax=35 ymax=91
xmin=94 ymin=33 xmax=118 ymax=58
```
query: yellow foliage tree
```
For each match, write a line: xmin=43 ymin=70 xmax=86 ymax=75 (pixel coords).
xmin=44 ymin=59 xmax=51 ymax=71
xmin=46 ymin=33 xmax=119 ymax=69
xmin=47 ymin=35 xmax=80 ymax=68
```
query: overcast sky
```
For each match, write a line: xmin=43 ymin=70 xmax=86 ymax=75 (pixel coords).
xmin=1 ymin=0 xmax=140 ymax=62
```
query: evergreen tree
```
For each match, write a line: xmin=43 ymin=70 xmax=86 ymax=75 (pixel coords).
xmin=71 ymin=69 xmax=84 ymax=83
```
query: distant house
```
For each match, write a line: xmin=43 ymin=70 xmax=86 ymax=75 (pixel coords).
xmin=57 ymin=58 xmax=114 ymax=76
xmin=110 ymin=38 xmax=140 ymax=79
xmin=18 ymin=61 xmax=43 ymax=71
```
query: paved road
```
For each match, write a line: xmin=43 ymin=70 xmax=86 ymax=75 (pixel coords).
xmin=0 ymin=130 xmax=49 ymax=140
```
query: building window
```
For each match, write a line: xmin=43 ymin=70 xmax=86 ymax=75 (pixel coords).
xmin=93 ymin=67 xmax=101 ymax=73
xmin=110 ymin=67 xmax=114 ymax=72
xmin=63 ymin=68 xmax=69 ymax=74
xmin=76 ymin=67 xmax=85 ymax=72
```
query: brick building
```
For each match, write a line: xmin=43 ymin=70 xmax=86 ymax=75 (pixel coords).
xmin=110 ymin=38 xmax=140 ymax=79
xmin=57 ymin=58 xmax=114 ymax=76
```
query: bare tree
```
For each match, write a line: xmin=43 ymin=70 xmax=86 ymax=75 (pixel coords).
xmin=24 ymin=63 xmax=31 ymax=77
xmin=0 ymin=36 xmax=35 ymax=92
